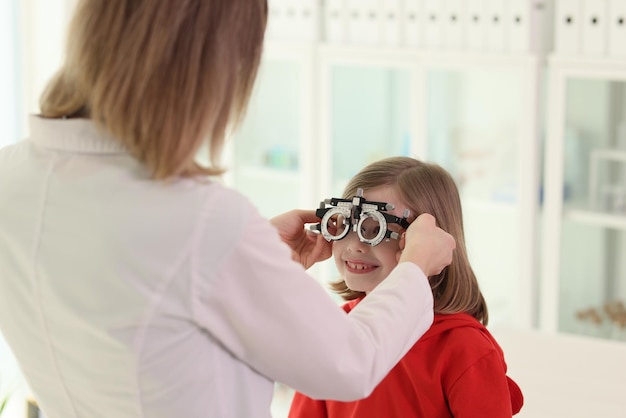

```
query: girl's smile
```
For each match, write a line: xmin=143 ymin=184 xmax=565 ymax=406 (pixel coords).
xmin=343 ymin=259 xmax=379 ymax=273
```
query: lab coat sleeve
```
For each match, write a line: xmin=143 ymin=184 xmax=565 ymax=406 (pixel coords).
xmin=190 ymin=188 xmax=434 ymax=401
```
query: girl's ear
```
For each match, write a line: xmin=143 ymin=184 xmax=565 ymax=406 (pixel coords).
xmin=394 ymin=232 xmax=406 ymax=263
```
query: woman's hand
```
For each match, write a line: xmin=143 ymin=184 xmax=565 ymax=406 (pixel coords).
xmin=397 ymin=213 xmax=455 ymax=276
xmin=270 ymin=209 xmax=333 ymax=270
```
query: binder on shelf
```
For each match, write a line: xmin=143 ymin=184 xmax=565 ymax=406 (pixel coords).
xmin=555 ymin=0 xmax=582 ymax=54
xmin=294 ymin=0 xmax=321 ymax=42
xmin=346 ymin=0 xmax=379 ymax=45
xmin=403 ymin=0 xmax=424 ymax=48
xmin=466 ymin=0 xmax=487 ymax=51
xmin=508 ymin=0 xmax=554 ymax=53
xmin=265 ymin=0 xmax=320 ymax=42
xmin=282 ymin=0 xmax=299 ymax=40
xmin=608 ymin=0 xmax=626 ymax=57
xmin=508 ymin=0 xmax=532 ymax=52
xmin=581 ymin=0 xmax=608 ymax=56
xmin=442 ymin=0 xmax=467 ymax=50
xmin=265 ymin=0 xmax=286 ymax=40
xmin=484 ymin=0 xmax=508 ymax=52
xmin=380 ymin=0 xmax=402 ymax=47
xmin=423 ymin=0 xmax=443 ymax=49
xmin=324 ymin=0 xmax=348 ymax=43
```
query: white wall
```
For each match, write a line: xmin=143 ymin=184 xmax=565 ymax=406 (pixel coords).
xmin=17 ymin=0 xmax=77 ymax=135
xmin=492 ymin=327 xmax=626 ymax=418
xmin=1 ymin=3 xmax=78 ymax=416
xmin=0 ymin=0 xmax=22 ymax=413
xmin=0 ymin=0 xmax=19 ymax=148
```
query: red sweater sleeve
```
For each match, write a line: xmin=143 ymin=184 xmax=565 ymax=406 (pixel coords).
xmin=447 ymin=350 xmax=517 ymax=418
xmin=289 ymin=392 xmax=328 ymax=418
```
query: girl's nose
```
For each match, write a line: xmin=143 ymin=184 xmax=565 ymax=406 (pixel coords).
xmin=345 ymin=231 xmax=369 ymax=253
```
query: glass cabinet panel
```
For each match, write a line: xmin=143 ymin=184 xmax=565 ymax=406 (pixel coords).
xmin=330 ymin=65 xmax=411 ymax=194
xmin=426 ymin=69 xmax=523 ymax=203
xmin=558 ymin=78 xmax=626 ymax=341
xmin=231 ymin=59 xmax=302 ymax=218
xmin=425 ymin=68 xmax=529 ymax=327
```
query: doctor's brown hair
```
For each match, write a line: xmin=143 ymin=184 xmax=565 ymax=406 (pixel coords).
xmin=330 ymin=157 xmax=489 ymax=325
xmin=40 ymin=0 xmax=268 ymax=179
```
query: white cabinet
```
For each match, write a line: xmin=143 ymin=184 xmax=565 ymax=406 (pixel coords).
xmin=420 ymin=52 xmax=542 ymax=329
xmin=231 ymin=41 xmax=543 ymax=329
xmin=340 ymin=49 xmax=539 ymax=329
xmin=541 ymin=55 xmax=626 ymax=342
xmin=317 ymin=46 xmax=415 ymax=194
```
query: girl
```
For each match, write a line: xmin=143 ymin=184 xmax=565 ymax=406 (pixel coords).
xmin=289 ymin=156 xmax=524 ymax=418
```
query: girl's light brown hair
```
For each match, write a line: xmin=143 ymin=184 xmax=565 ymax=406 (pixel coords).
xmin=330 ymin=156 xmax=489 ymax=325
xmin=40 ymin=0 xmax=268 ymax=179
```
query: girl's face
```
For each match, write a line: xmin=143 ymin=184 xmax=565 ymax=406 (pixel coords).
xmin=333 ymin=186 xmax=410 ymax=294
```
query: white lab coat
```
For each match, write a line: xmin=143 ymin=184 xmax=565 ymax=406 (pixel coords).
xmin=0 ymin=116 xmax=433 ymax=418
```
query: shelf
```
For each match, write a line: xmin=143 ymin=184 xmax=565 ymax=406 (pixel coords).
xmin=549 ymin=54 xmax=626 ymax=69
xmin=563 ymin=208 xmax=626 ymax=231
xmin=548 ymin=55 xmax=626 ymax=81
xmin=237 ymin=166 xmax=301 ymax=184
xmin=591 ymin=148 xmax=626 ymax=162
xmin=462 ymin=196 xmax=518 ymax=213
xmin=317 ymin=43 xmax=542 ymax=69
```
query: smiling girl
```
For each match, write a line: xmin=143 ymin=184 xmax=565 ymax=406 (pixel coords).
xmin=289 ymin=156 xmax=524 ymax=418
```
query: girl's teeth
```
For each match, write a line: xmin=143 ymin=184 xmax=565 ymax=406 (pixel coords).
xmin=348 ymin=262 xmax=369 ymax=270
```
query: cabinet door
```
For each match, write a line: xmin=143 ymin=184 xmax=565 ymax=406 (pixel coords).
xmin=328 ymin=65 xmax=412 ymax=193
xmin=317 ymin=50 xmax=541 ymax=326
xmin=543 ymin=63 xmax=626 ymax=342
xmin=228 ymin=44 xmax=316 ymax=219
xmin=423 ymin=60 xmax=540 ymax=328
xmin=318 ymin=48 xmax=416 ymax=195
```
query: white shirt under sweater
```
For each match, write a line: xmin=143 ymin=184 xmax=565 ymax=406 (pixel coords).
xmin=0 ymin=116 xmax=434 ymax=418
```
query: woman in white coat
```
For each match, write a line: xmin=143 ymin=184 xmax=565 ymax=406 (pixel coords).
xmin=0 ymin=1 xmax=455 ymax=417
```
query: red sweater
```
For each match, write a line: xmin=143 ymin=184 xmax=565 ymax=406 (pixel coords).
xmin=289 ymin=299 xmax=523 ymax=418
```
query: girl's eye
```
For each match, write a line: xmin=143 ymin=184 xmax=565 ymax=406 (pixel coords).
xmin=326 ymin=213 xmax=348 ymax=237
xmin=360 ymin=218 xmax=380 ymax=240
